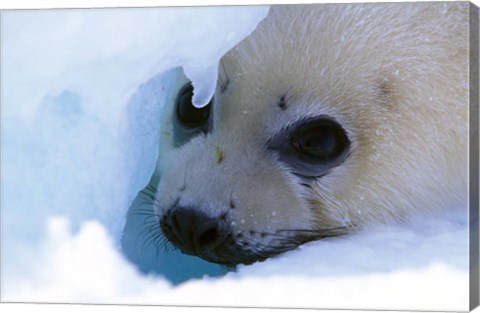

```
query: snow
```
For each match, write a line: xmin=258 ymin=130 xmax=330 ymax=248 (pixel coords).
xmin=0 ymin=4 xmax=471 ymax=312
xmin=3 ymin=214 xmax=469 ymax=311
xmin=184 ymin=63 xmax=219 ymax=108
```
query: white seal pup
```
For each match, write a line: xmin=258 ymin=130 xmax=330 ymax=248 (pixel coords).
xmin=155 ymin=3 xmax=469 ymax=265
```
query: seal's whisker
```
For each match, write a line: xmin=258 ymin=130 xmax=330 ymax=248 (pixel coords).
xmin=230 ymin=227 xmax=343 ymax=263
xmin=219 ymin=59 xmax=230 ymax=93
xmin=131 ymin=210 xmax=161 ymax=217
xmin=237 ymin=235 xmax=297 ymax=256
xmin=140 ymin=223 xmax=175 ymax=257
xmin=156 ymin=235 xmax=176 ymax=256
xmin=245 ymin=241 xmax=297 ymax=261
xmin=130 ymin=208 xmax=156 ymax=214
xmin=139 ymin=189 xmax=155 ymax=199
xmin=130 ymin=211 xmax=162 ymax=219
xmin=162 ymin=184 xmax=178 ymax=206
xmin=139 ymin=230 xmax=159 ymax=252
xmin=139 ymin=223 xmax=160 ymax=240
xmin=137 ymin=198 xmax=162 ymax=208
xmin=276 ymin=226 xmax=351 ymax=234
xmin=153 ymin=233 xmax=168 ymax=257
xmin=136 ymin=195 xmax=163 ymax=210
xmin=145 ymin=184 xmax=158 ymax=194
xmin=180 ymin=160 xmax=192 ymax=192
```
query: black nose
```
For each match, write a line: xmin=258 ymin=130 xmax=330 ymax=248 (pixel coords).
xmin=161 ymin=206 xmax=228 ymax=256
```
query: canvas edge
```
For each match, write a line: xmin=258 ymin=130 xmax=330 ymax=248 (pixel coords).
xmin=470 ymin=1 xmax=480 ymax=311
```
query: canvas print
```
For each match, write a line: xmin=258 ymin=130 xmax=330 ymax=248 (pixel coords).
xmin=1 ymin=1 xmax=479 ymax=311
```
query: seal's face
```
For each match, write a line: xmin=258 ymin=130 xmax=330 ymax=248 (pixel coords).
xmin=154 ymin=4 xmax=468 ymax=265
xmin=158 ymin=78 xmax=353 ymax=265
xmin=157 ymin=77 xmax=352 ymax=264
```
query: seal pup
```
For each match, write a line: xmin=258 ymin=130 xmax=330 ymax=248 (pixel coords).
xmin=154 ymin=3 xmax=469 ymax=265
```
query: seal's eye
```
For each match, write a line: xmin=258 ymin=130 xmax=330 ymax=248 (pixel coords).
xmin=291 ymin=119 xmax=349 ymax=162
xmin=176 ymin=83 xmax=212 ymax=129
xmin=268 ymin=116 xmax=350 ymax=178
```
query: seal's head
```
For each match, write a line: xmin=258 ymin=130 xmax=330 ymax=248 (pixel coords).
xmin=155 ymin=3 xmax=468 ymax=265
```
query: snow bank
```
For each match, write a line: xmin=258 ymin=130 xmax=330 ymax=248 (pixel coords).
xmin=0 ymin=4 xmax=470 ymax=312
xmin=4 ymin=214 xmax=469 ymax=311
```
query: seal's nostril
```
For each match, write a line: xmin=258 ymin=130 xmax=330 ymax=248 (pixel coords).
xmin=197 ymin=226 xmax=220 ymax=249
xmin=171 ymin=214 xmax=180 ymax=235
xmin=165 ymin=206 xmax=228 ymax=255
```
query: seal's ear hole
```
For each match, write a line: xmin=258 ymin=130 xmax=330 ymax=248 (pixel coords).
xmin=176 ymin=83 xmax=212 ymax=129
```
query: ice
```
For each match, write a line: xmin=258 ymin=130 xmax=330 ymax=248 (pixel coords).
xmin=184 ymin=63 xmax=219 ymax=108
xmin=1 ymin=3 xmax=268 ymax=297
xmin=2 ymin=5 xmax=270 ymax=240
xmin=0 ymin=4 xmax=471 ymax=311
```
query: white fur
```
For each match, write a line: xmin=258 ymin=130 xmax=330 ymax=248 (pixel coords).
xmin=156 ymin=3 xmax=469 ymax=259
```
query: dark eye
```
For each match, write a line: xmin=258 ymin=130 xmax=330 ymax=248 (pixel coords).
xmin=268 ymin=116 xmax=350 ymax=178
xmin=291 ymin=119 xmax=349 ymax=161
xmin=176 ymin=83 xmax=212 ymax=129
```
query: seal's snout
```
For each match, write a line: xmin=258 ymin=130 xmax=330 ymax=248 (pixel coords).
xmin=161 ymin=206 xmax=229 ymax=257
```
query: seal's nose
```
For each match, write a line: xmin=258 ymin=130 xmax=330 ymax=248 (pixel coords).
xmin=161 ymin=206 xmax=228 ymax=255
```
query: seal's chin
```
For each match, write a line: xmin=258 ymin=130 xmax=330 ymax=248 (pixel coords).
xmin=187 ymin=235 xmax=283 ymax=266
xmin=159 ymin=211 xmax=291 ymax=265
xmin=160 ymin=208 xmax=348 ymax=265
xmin=162 ymin=225 xmax=303 ymax=266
